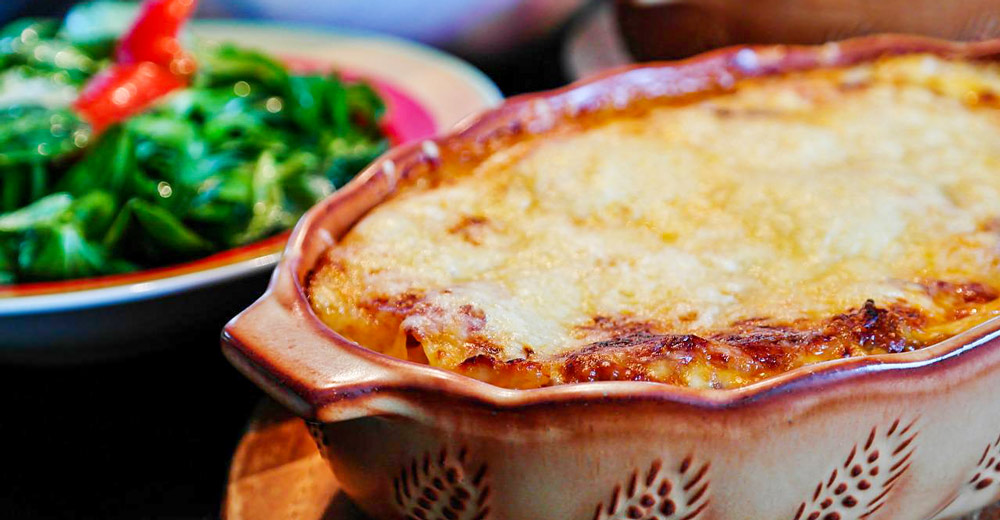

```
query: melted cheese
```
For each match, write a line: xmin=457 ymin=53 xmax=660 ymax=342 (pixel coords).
xmin=309 ymin=55 xmax=1000 ymax=389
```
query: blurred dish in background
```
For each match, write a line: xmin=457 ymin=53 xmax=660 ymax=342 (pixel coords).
xmin=567 ymin=0 xmax=1000 ymax=80
xmin=200 ymin=0 xmax=589 ymax=58
xmin=617 ymin=0 xmax=1000 ymax=61
xmin=0 ymin=19 xmax=500 ymax=361
xmin=563 ymin=1 xmax=631 ymax=80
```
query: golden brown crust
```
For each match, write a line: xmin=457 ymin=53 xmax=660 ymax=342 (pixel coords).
xmin=307 ymin=53 xmax=1000 ymax=390
xmin=449 ymin=298 xmax=946 ymax=389
xmin=311 ymin=251 xmax=1000 ymax=389
xmin=455 ymin=278 xmax=1000 ymax=388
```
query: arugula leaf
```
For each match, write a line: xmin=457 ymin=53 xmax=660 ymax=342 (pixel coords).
xmin=1 ymin=19 xmax=96 ymax=80
xmin=69 ymin=190 xmax=116 ymax=238
xmin=0 ymin=107 xmax=87 ymax=167
xmin=0 ymin=254 xmax=14 ymax=284
xmin=1 ymin=167 xmax=25 ymax=213
xmin=193 ymin=43 xmax=290 ymax=94
xmin=0 ymin=19 xmax=60 ymax=48
xmin=324 ymin=137 xmax=388 ymax=188
xmin=130 ymin=199 xmax=214 ymax=255
xmin=232 ymin=151 xmax=296 ymax=245
xmin=0 ymin=234 xmax=17 ymax=283
xmin=0 ymin=192 xmax=73 ymax=232
xmin=102 ymin=198 xmax=212 ymax=257
xmin=17 ymin=222 xmax=108 ymax=281
xmin=101 ymin=199 xmax=132 ymax=250
xmin=345 ymin=82 xmax=385 ymax=130
xmin=58 ymin=125 xmax=136 ymax=197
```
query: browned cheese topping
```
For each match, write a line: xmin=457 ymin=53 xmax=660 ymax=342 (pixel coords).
xmin=309 ymin=55 xmax=1000 ymax=389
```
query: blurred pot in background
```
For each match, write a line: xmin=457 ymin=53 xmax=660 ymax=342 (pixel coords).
xmin=201 ymin=0 xmax=588 ymax=58
xmin=616 ymin=0 xmax=1000 ymax=60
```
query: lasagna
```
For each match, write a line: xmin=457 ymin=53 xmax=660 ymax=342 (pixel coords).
xmin=308 ymin=54 xmax=1000 ymax=389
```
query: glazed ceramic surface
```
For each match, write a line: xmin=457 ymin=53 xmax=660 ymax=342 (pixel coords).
xmin=0 ymin=21 xmax=500 ymax=360
xmin=223 ymin=36 xmax=1000 ymax=520
xmin=223 ymin=399 xmax=1000 ymax=520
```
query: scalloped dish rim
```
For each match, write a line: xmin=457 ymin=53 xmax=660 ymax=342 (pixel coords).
xmin=222 ymin=34 xmax=1000 ymax=417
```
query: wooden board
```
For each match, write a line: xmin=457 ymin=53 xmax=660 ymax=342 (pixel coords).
xmin=223 ymin=399 xmax=366 ymax=520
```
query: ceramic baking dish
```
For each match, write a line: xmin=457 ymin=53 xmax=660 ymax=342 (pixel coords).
xmin=223 ymin=35 xmax=1000 ymax=520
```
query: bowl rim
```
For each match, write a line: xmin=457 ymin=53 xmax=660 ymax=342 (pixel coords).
xmin=0 ymin=234 xmax=286 ymax=314
xmin=223 ymin=33 xmax=1000 ymax=419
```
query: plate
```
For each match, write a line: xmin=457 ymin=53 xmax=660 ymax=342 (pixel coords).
xmin=0 ymin=21 xmax=501 ymax=361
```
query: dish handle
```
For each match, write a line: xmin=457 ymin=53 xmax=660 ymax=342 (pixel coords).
xmin=221 ymin=274 xmax=405 ymax=423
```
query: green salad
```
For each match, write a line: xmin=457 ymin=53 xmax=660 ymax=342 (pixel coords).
xmin=0 ymin=1 xmax=388 ymax=284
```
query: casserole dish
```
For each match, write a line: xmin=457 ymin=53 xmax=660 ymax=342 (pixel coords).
xmin=223 ymin=36 xmax=1000 ymax=520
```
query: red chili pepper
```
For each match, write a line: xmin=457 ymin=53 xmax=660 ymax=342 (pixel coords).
xmin=73 ymin=0 xmax=198 ymax=134
xmin=116 ymin=0 xmax=198 ymax=69
xmin=74 ymin=63 xmax=187 ymax=133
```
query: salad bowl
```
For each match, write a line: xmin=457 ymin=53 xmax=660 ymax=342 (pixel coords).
xmin=0 ymin=20 xmax=500 ymax=360
xmin=223 ymin=35 xmax=1000 ymax=520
